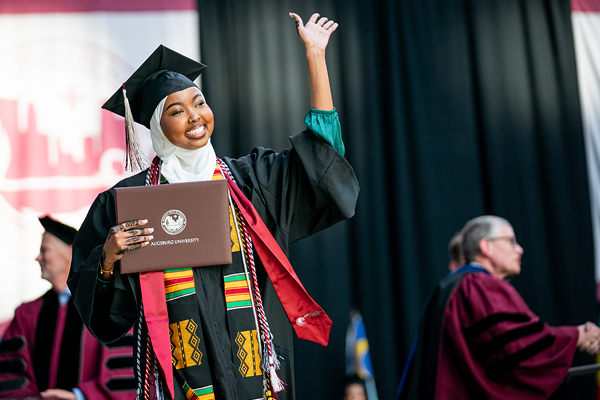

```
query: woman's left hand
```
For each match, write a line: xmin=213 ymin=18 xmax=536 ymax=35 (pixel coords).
xmin=289 ymin=12 xmax=338 ymax=53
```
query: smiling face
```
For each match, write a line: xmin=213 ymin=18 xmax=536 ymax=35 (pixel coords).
xmin=160 ymin=86 xmax=214 ymax=150
xmin=35 ymin=232 xmax=72 ymax=291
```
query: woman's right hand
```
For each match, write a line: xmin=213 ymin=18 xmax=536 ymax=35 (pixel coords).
xmin=100 ymin=219 xmax=154 ymax=276
xmin=289 ymin=12 xmax=338 ymax=54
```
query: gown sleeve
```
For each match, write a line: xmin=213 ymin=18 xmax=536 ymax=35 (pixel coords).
xmin=77 ymin=329 xmax=136 ymax=399
xmin=68 ymin=176 xmax=144 ymax=344
xmin=0 ymin=300 xmax=43 ymax=397
xmin=223 ymin=112 xmax=359 ymax=248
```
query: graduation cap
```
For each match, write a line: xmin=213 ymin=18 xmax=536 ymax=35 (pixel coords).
xmin=102 ymin=45 xmax=207 ymax=172
xmin=38 ymin=216 xmax=78 ymax=245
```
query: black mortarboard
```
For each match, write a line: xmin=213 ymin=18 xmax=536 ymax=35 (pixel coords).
xmin=39 ymin=216 xmax=78 ymax=245
xmin=101 ymin=45 xmax=206 ymax=171
xmin=103 ymin=44 xmax=206 ymax=128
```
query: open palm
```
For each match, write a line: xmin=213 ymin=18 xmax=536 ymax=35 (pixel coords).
xmin=290 ymin=12 xmax=338 ymax=52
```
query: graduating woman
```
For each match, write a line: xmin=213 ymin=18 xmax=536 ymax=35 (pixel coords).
xmin=68 ymin=12 xmax=359 ymax=400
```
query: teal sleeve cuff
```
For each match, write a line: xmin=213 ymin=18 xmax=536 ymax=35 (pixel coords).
xmin=304 ymin=108 xmax=345 ymax=156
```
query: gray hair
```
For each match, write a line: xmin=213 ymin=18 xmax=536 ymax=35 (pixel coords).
xmin=461 ymin=215 xmax=512 ymax=263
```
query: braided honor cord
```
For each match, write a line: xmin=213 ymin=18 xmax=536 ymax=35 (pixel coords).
xmin=216 ymin=158 xmax=285 ymax=397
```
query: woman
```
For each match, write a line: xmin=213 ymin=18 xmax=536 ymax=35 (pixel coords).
xmin=69 ymin=12 xmax=358 ymax=400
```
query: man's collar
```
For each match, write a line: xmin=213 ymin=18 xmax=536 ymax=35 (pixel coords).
xmin=450 ymin=262 xmax=490 ymax=275
xmin=57 ymin=287 xmax=71 ymax=306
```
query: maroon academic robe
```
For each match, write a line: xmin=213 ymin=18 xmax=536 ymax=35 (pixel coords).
xmin=398 ymin=265 xmax=578 ymax=400
xmin=0 ymin=290 xmax=135 ymax=399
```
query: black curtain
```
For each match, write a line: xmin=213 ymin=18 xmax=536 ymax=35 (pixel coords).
xmin=197 ymin=0 xmax=597 ymax=399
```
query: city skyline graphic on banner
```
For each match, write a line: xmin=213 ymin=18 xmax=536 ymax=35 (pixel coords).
xmin=0 ymin=40 xmax=132 ymax=215
xmin=0 ymin=0 xmax=199 ymax=322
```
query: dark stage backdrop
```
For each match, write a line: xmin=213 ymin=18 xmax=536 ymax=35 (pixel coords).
xmin=197 ymin=0 xmax=597 ymax=398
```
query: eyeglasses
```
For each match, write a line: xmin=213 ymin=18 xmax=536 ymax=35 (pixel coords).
xmin=487 ymin=236 xmax=519 ymax=248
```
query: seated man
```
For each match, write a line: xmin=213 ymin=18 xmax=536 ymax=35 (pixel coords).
xmin=0 ymin=216 xmax=135 ymax=399
xmin=397 ymin=215 xmax=600 ymax=400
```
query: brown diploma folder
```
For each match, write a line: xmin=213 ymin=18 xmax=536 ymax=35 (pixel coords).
xmin=114 ymin=179 xmax=232 ymax=274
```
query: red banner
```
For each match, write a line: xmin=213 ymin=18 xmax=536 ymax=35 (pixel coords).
xmin=571 ymin=0 xmax=600 ymax=12
xmin=0 ymin=0 xmax=196 ymax=13
xmin=0 ymin=4 xmax=199 ymax=323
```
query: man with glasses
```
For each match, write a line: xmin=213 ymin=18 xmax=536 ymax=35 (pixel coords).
xmin=397 ymin=215 xmax=600 ymax=400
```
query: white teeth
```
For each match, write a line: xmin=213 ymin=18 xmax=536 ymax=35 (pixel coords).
xmin=186 ymin=126 xmax=204 ymax=136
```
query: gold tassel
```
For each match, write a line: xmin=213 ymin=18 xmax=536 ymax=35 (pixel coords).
xmin=122 ymin=84 xmax=149 ymax=172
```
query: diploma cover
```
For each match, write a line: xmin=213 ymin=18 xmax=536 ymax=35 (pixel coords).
xmin=114 ymin=180 xmax=232 ymax=274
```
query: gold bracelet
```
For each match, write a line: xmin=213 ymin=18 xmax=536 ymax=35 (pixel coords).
xmin=100 ymin=263 xmax=114 ymax=275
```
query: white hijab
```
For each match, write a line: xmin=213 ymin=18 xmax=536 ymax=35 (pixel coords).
xmin=149 ymin=94 xmax=217 ymax=183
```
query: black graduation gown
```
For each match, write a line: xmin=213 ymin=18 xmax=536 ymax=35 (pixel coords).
xmin=68 ymin=130 xmax=359 ymax=400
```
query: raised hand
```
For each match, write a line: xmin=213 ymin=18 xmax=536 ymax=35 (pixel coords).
xmin=100 ymin=219 xmax=154 ymax=276
xmin=288 ymin=12 xmax=337 ymax=111
xmin=289 ymin=12 xmax=338 ymax=53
